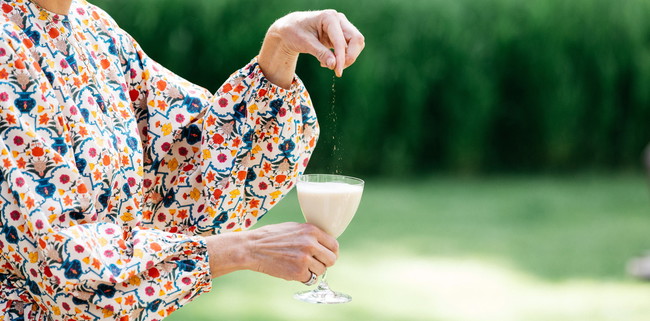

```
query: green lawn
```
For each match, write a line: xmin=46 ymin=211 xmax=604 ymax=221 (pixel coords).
xmin=166 ymin=174 xmax=650 ymax=321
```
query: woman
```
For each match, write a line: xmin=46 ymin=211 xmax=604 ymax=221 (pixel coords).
xmin=0 ymin=0 xmax=364 ymax=319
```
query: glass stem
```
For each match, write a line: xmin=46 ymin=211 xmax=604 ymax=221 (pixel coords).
xmin=316 ymin=269 xmax=331 ymax=291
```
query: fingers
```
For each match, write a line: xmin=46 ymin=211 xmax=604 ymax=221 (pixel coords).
xmin=308 ymin=223 xmax=339 ymax=257
xmin=299 ymin=224 xmax=336 ymax=284
xmin=269 ymin=10 xmax=363 ymax=77
xmin=247 ymin=222 xmax=339 ymax=283
xmin=304 ymin=36 xmax=335 ymax=70
xmin=339 ymin=14 xmax=365 ymax=69
xmin=324 ymin=12 xmax=347 ymax=77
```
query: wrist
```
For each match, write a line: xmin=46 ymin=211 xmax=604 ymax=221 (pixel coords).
xmin=205 ymin=232 xmax=252 ymax=278
xmin=258 ymin=24 xmax=299 ymax=89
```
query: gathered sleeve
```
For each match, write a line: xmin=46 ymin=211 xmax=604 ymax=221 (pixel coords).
xmin=0 ymin=30 xmax=211 ymax=320
xmin=0 ymin=2 xmax=319 ymax=319
xmin=115 ymin=22 xmax=319 ymax=235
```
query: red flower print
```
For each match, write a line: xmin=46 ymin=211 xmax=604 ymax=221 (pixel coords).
xmin=48 ymin=28 xmax=59 ymax=39
xmin=77 ymin=183 xmax=88 ymax=194
xmin=175 ymin=114 xmax=185 ymax=123
xmin=217 ymin=153 xmax=227 ymax=163
xmin=59 ymin=175 xmax=70 ymax=184
xmin=145 ymin=286 xmax=155 ymax=296
xmin=148 ymin=268 xmax=160 ymax=278
xmin=43 ymin=266 xmax=52 ymax=277
xmin=212 ymin=133 xmax=224 ymax=144
xmin=129 ymin=89 xmax=139 ymax=101
xmin=74 ymin=245 xmax=84 ymax=253
xmin=218 ymin=98 xmax=228 ymax=107
xmin=1 ymin=3 xmax=12 ymax=13
xmin=31 ymin=146 xmax=44 ymax=157
xmin=258 ymin=182 xmax=268 ymax=190
xmin=104 ymin=250 xmax=113 ymax=258
xmin=0 ymin=92 xmax=8 ymax=101
xmin=13 ymin=136 xmax=23 ymax=145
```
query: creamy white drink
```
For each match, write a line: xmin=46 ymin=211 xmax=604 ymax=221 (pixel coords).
xmin=297 ymin=181 xmax=363 ymax=238
xmin=294 ymin=174 xmax=364 ymax=304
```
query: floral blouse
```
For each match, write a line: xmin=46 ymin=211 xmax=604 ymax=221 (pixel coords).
xmin=0 ymin=0 xmax=319 ymax=320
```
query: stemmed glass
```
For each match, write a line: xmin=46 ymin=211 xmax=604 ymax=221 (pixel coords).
xmin=293 ymin=174 xmax=364 ymax=304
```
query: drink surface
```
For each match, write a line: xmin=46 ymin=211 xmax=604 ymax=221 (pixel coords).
xmin=297 ymin=182 xmax=363 ymax=238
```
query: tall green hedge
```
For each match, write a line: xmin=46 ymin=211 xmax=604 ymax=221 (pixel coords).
xmin=93 ymin=0 xmax=650 ymax=176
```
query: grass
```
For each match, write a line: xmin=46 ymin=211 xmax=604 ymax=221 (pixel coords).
xmin=165 ymin=174 xmax=650 ymax=321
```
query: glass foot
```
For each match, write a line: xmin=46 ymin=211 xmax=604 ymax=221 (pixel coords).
xmin=294 ymin=288 xmax=352 ymax=304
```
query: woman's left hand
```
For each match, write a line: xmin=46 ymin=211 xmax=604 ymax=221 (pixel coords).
xmin=258 ymin=10 xmax=365 ymax=88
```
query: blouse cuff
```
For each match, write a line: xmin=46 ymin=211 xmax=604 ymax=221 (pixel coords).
xmin=219 ymin=56 xmax=306 ymax=110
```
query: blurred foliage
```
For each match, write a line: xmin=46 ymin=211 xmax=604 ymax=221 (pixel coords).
xmin=93 ymin=0 xmax=650 ymax=176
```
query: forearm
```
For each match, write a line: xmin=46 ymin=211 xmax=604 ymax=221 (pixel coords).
xmin=203 ymin=222 xmax=338 ymax=282
xmin=258 ymin=26 xmax=299 ymax=89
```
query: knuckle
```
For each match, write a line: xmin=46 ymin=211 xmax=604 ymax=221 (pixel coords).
xmin=355 ymin=34 xmax=365 ymax=47
xmin=318 ymin=50 xmax=330 ymax=61
xmin=303 ymin=223 xmax=320 ymax=235
xmin=320 ymin=9 xmax=338 ymax=21
xmin=332 ymin=240 xmax=340 ymax=253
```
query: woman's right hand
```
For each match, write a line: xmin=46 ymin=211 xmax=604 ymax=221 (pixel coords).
xmin=205 ymin=222 xmax=339 ymax=283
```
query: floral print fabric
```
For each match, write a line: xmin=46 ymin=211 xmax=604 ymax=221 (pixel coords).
xmin=0 ymin=0 xmax=319 ymax=320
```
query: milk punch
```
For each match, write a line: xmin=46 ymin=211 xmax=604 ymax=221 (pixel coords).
xmin=296 ymin=181 xmax=363 ymax=238
xmin=294 ymin=174 xmax=364 ymax=304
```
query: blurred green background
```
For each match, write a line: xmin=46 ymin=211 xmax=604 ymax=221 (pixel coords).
xmin=91 ymin=0 xmax=650 ymax=319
